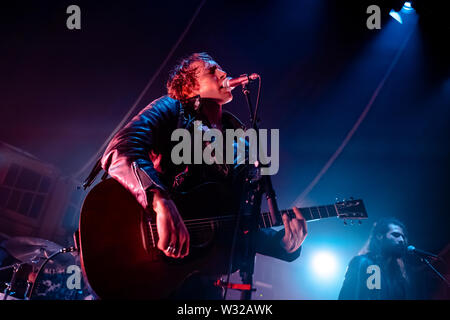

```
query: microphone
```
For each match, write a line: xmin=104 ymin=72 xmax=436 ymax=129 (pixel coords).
xmin=407 ymin=245 xmax=440 ymax=260
xmin=222 ymin=73 xmax=260 ymax=90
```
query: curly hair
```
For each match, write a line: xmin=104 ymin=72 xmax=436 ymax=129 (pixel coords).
xmin=166 ymin=52 xmax=216 ymax=101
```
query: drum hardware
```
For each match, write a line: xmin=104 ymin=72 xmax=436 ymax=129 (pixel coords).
xmin=27 ymin=246 xmax=77 ymax=300
xmin=1 ymin=237 xmax=66 ymax=300
xmin=1 ymin=235 xmax=90 ymax=300
xmin=1 ymin=262 xmax=32 ymax=300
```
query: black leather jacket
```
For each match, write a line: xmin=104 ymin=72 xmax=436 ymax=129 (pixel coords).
xmin=100 ymin=95 xmax=301 ymax=262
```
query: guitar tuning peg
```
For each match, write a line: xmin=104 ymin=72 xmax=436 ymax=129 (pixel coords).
xmin=343 ymin=220 xmax=347 ymax=225
xmin=358 ymin=220 xmax=362 ymax=225
xmin=350 ymin=220 xmax=354 ymax=225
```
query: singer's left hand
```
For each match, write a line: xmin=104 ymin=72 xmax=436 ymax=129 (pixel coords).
xmin=280 ymin=207 xmax=308 ymax=253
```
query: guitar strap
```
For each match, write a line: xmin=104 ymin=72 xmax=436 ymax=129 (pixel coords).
xmin=82 ymin=157 xmax=104 ymax=190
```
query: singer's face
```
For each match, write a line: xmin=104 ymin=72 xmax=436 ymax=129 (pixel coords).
xmin=191 ymin=60 xmax=233 ymax=105
xmin=383 ymin=224 xmax=406 ymax=256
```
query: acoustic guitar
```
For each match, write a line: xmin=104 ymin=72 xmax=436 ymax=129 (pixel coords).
xmin=78 ymin=178 xmax=368 ymax=299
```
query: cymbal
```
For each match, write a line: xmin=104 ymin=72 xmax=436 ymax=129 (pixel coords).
xmin=3 ymin=237 xmax=63 ymax=263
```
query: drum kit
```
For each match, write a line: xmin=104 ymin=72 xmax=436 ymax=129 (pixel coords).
xmin=0 ymin=236 xmax=94 ymax=300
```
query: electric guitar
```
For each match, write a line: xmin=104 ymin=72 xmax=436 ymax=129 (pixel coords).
xmin=78 ymin=178 xmax=368 ymax=299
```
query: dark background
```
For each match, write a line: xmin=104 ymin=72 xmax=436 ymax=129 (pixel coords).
xmin=1 ymin=0 xmax=449 ymax=298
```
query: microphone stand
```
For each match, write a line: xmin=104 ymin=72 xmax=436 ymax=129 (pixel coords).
xmin=237 ymin=79 xmax=282 ymax=300
xmin=420 ymin=257 xmax=450 ymax=288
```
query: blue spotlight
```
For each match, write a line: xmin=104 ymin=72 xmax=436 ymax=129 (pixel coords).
xmin=390 ymin=1 xmax=416 ymax=23
xmin=310 ymin=250 xmax=338 ymax=280
xmin=401 ymin=2 xmax=415 ymax=14
xmin=389 ymin=10 xmax=403 ymax=24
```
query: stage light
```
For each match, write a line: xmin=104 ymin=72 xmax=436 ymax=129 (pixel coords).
xmin=310 ymin=251 xmax=338 ymax=279
xmin=390 ymin=1 xmax=416 ymax=23
xmin=389 ymin=10 xmax=403 ymax=24
xmin=401 ymin=2 xmax=415 ymax=14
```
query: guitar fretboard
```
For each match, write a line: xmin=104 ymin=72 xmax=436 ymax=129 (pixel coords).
xmin=146 ymin=203 xmax=339 ymax=247
xmin=259 ymin=204 xmax=338 ymax=228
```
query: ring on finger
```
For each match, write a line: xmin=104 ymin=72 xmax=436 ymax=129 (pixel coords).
xmin=168 ymin=245 xmax=176 ymax=254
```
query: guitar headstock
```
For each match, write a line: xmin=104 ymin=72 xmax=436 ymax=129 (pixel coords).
xmin=335 ymin=198 xmax=368 ymax=220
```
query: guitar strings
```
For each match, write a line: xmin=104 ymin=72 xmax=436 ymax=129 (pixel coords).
xmin=147 ymin=211 xmax=300 ymax=235
xmin=148 ymin=214 xmax=285 ymax=236
xmin=146 ymin=210 xmax=318 ymax=247
xmin=148 ymin=212 xmax=283 ymax=229
xmin=148 ymin=210 xmax=294 ymax=226
xmin=146 ymin=206 xmax=329 ymax=229
xmin=145 ymin=207 xmax=349 ymax=248
xmin=146 ymin=208 xmax=326 ymax=241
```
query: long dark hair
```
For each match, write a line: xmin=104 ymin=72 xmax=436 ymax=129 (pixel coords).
xmin=359 ymin=217 xmax=409 ymax=281
xmin=360 ymin=217 xmax=408 ymax=256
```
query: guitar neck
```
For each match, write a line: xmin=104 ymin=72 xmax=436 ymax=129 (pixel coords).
xmin=146 ymin=201 xmax=365 ymax=247
xmin=259 ymin=204 xmax=338 ymax=228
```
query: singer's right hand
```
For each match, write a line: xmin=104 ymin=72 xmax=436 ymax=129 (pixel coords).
xmin=152 ymin=190 xmax=190 ymax=259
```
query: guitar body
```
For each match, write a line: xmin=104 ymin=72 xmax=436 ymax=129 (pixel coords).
xmin=79 ymin=178 xmax=237 ymax=299
xmin=79 ymin=178 xmax=368 ymax=299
